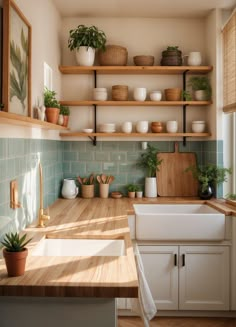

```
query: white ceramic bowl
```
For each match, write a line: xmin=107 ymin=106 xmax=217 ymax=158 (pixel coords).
xmin=150 ymin=91 xmax=162 ymax=101
xmin=83 ymin=128 xmax=93 ymax=133
xmin=93 ymin=88 xmax=108 ymax=101
xmin=133 ymin=88 xmax=147 ymax=101
xmin=192 ymin=121 xmax=206 ymax=133
xmin=166 ymin=121 xmax=178 ymax=133
xmin=99 ymin=123 xmax=116 ymax=133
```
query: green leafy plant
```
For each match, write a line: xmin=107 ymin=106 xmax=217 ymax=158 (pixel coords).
xmin=127 ymin=184 xmax=139 ymax=192
xmin=186 ymin=164 xmax=232 ymax=193
xmin=10 ymin=28 xmax=28 ymax=112
xmin=166 ymin=46 xmax=179 ymax=51
xmin=137 ymin=144 xmax=163 ymax=177
xmin=44 ymin=87 xmax=60 ymax=108
xmin=1 ymin=232 xmax=32 ymax=252
xmin=68 ymin=25 xmax=106 ymax=51
xmin=182 ymin=90 xmax=192 ymax=101
xmin=77 ymin=174 xmax=95 ymax=185
xmin=60 ymin=105 xmax=70 ymax=116
xmin=188 ymin=76 xmax=212 ymax=99
xmin=226 ymin=193 xmax=236 ymax=200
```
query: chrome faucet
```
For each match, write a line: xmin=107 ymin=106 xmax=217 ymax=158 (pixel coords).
xmin=37 ymin=163 xmax=50 ymax=228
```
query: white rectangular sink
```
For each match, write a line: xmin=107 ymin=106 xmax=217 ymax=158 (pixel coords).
xmin=32 ymin=238 xmax=125 ymax=257
xmin=134 ymin=204 xmax=225 ymax=241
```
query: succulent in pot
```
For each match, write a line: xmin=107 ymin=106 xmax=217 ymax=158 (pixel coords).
xmin=68 ymin=25 xmax=106 ymax=66
xmin=137 ymin=144 xmax=163 ymax=198
xmin=60 ymin=105 xmax=70 ymax=127
xmin=127 ymin=184 xmax=139 ymax=198
xmin=1 ymin=232 xmax=32 ymax=277
xmin=43 ymin=87 xmax=60 ymax=124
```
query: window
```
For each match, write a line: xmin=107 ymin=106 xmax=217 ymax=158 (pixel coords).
xmin=223 ymin=10 xmax=236 ymax=113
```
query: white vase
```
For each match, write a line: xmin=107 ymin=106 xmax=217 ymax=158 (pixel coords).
xmin=187 ymin=52 xmax=202 ymax=66
xmin=145 ymin=177 xmax=157 ymax=198
xmin=61 ymin=179 xmax=78 ymax=199
xmin=76 ymin=46 xmax=95 ymax=66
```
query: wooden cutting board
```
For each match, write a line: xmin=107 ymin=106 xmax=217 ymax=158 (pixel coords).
xmin=157 ymin=143 xmax=198 ymax=196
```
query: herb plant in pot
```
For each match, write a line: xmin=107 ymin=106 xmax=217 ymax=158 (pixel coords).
xmin=137 ymin=144 xmax=163 ymax=198
xmin=186 ymin=164 xmax=232 ymax=199
xmin=44 ymin=88 xmax=60 ymax=124
xmin=1 ymin=232 xmax=32 ymax=277
xmin=68 ymin=25 xmax=106 ymax=66
xmin=188 ymin=76 xmax=212 ymax=101
xmin=60 ymin=105 xmax=70 ymax=127
xmin=127 ymin=184 xmax=138 ymax=198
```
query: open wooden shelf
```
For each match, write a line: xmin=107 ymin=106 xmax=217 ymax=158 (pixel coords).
xmin=0 ymin=111 xmax=69 ymax=130
xmin=59 ymin=100 xmax=212 ymax=107
xmin=59 ymin=132 xmax=211 ymax=138
xmin=59 ymin=65 xmax=213 ymax=75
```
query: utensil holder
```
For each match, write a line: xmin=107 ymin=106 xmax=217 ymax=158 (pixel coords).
xmin=99 ymin=184 xmax=109 ymax=198
xmin=81 ymin=185 xmax=94 ymax=198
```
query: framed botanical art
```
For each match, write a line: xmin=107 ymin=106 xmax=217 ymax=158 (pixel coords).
xmin=3 ymin=0 xmax=31 ymax=116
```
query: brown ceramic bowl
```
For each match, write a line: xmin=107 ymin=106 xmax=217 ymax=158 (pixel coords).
xmin=133 ymin=55 xmax=155 ymax=66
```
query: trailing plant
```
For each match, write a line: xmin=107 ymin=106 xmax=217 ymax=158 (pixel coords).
xmin=1 ymin=232 xmax=32 ymax=252
xmin=77 ymin=174 xmax=95 ymax=185
xmin=186 ymin=164 xmax=232 ymax=193
xmin=137 ymin=144 xmax=163 ymax=177
xmin=68 ymin=25 xmax=106 ymax=51
xmin=188 ymin=76 xmax=212 ymax=99
xmin=44 ymin=88 xmax=60 ymax=108
xmin=60 ymin=105 xmax=70 ymax=116
xmin=10 ymin=28 xmax=28 ymax=112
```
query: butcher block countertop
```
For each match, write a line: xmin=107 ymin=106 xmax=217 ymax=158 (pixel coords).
xmin=0 ymin=197 xmax=235 ymax=299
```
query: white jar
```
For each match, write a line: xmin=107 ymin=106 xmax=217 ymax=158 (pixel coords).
xmin=93 ymin=88 xmax=108 ymax=101
xmin=76 ymin=46 xmax=95 ymax=66
xmin=136 ymin=121 xmax=149 ymax=133
xmin=192 ymin=121 xmax=206 ymax=133
xmin=133 ymin=87 xmax=147 ymax=101
xmin=187 ymin=52 xmax=202 ymax=66
xmin=61 ymin=179 xmax=79 ymax=199
xmin=166 ymin=120 xmax=178 ymax=133
xmin=121 ymin=121 xmax=132 ymax=133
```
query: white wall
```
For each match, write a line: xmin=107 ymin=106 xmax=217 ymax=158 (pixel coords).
xmin=60 ymin=17 xmax=210 ymax=137
xmin=0 ymin=0 xmax=62 ymax=139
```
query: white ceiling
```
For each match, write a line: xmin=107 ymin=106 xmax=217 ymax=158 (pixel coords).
xmin=52 ymin=0 xmax=236 ymax=18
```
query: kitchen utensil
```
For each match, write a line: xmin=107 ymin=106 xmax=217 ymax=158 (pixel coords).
xmin=77 ymin=176 xmax=83 ymax=185
xmin=157 ymin=142 xmax=198 ymax=196
xmin=108 ymin=176 xmax=115 ymax=184
xmin=101 ymin=174 xmax=107 ymax=184
xmin=97 ymin=175 xmax=102 ymax=184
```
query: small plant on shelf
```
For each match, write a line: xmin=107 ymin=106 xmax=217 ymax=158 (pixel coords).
xmin=60 ymin=105 xmax=70 ymax=127
xmin=182 ymin=90 xmax=192 ymax=101
xmin=1 ymin=232 xmax=32 ymax=277
xmin=188 ymin=76 xmax=212 ymax=100
xmin=43 ymin=88 xmax=60 ymax=124
xmin=127 ymin=184 xmax=139 ymax=198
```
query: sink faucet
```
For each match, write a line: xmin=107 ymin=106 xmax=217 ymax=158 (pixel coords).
xmin=37 ymin=163 xmax=50 ymax=228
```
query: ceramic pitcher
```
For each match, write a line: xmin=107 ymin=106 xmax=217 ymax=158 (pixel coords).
xmin=61 ymin=179 xmax=78 ymax=199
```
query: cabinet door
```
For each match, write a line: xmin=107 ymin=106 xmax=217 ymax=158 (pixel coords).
xmin=179 ymin=245 xmax=230 ymax=311
xmin=116 ymin=298 xmax=127 ymax=310
xmin=139 ymin=245 xmax=178 ymax=310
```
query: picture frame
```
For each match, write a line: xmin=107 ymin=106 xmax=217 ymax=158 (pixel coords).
xmin=2 ymin=0 xmax=31 ymax=117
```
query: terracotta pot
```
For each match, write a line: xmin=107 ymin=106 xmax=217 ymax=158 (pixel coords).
xmin=3 ymin=248 xmax=28 ymax=277
xmin=63 ymin=115 xmax=69 ymax=127
xmin=45 ymin=107 xmax=60 ymax=124
xmin=128 ymin=191 xmax=135 ymax=198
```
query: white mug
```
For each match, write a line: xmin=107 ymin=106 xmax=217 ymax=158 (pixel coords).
xmin=136 ymin=121 xmax=149 ymax=133
xmin=166 ymin=121 xmax=178 ymax=133
xmin=187 ymin=52 xmax=202 ymax=66
xmin=121 ymin=121 xmax=132 ymax=133
xmin=133 ymin=88 xmax=147 ymax=101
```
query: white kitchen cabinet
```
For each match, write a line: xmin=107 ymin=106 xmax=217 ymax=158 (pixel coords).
xmin=139 ymin=245 xmax=178 ymax=310
xmin=139 ymin=245 xmax=230 ymax=311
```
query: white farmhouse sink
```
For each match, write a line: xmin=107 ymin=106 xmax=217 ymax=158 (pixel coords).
xmin=32 ymin=238 xmax=125 ymax=257
xmin=134 ymin=204 xmax=225 ymax=241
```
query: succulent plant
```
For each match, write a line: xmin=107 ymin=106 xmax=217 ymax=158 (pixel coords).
xmin=1 ymin=232 xmax=32 ymax=252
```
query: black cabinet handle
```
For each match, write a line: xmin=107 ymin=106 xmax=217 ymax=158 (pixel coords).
xmin=174 ymin=254 xmax=177 ymax=266
xmin=182 ymin=254 xmax=185 ymax=266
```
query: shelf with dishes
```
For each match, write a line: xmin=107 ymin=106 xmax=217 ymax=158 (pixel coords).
xmin=59 ymin=132 xmax=211 ymax=138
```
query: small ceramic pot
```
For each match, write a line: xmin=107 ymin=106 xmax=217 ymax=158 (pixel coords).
xmin=121 ymin=121 xmax=132 ymax=133
xmin=187 ymin=52 xmax=202 ymax=66
xmin=166 ymin=121 xmax=178 ymax=133
xmin=192 ymin=121 xmax=206 ymax=133
xmin=136 ymin=121 xmax=149 ymax=133
xmin=93 ymin=88 xmax=108 ymax=101
xmin=133 ymin=88 xmax=147 ymax=101
xmin=76 ymin=46 xmax=95 ymax=66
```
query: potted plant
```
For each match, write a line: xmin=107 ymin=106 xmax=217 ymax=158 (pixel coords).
xmin=188 ymin=76 xmax=212 ymax=101
xmin=186 ymin=164 xmax=232 ymax=199
xmin=1 ymin=232 xmax=32 ymax=277
xmin=127 ymin=184 xmax=138 ymax=198
xmin=60 ymin=105 xmax=70 ymax=127
xmin=161 ymin=46 xmax=182 ymax=66
xmin=135 ymin=185 xmax=143 ymax=198
xmin=77 ymin=174 xmax=95 ymax=198
xmin=137 ymin=144 xmax=163 ymax=198
xmin=68 ymin=24 xmax=106 ymax=66
xmin=43 ymin=87 xmax=60 ymax=124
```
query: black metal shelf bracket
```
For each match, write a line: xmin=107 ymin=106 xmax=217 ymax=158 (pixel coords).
xmin=182 ymin=70 xmax=189 ymax=146
xmin=92 ymin=70 xmax=97 ymax=146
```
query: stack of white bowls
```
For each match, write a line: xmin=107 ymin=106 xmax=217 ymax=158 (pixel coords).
xmin=93 ymin=88 xmax=108 ymax=101
xmin=99 ymin=123 xmax=116 ymax=133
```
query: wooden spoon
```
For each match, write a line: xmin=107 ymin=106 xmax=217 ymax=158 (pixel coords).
xmin=101 ymin=174 xmax=107 ymax=184
xmin=83 ymin=178 xmax=88 ymax=184
xmin=77 ymin=176 xmax=83 ymax=185
xmin=97 ymin=175 xmax=102 ymax=184
xmin=109 ymin=176 xmax=115 ymax=184
xmin=89 ymin=174 xmax=94 ymax=184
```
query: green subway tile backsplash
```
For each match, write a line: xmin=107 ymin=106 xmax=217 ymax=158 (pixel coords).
xmin=0 ymin=138 xmax=224 ymax=240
